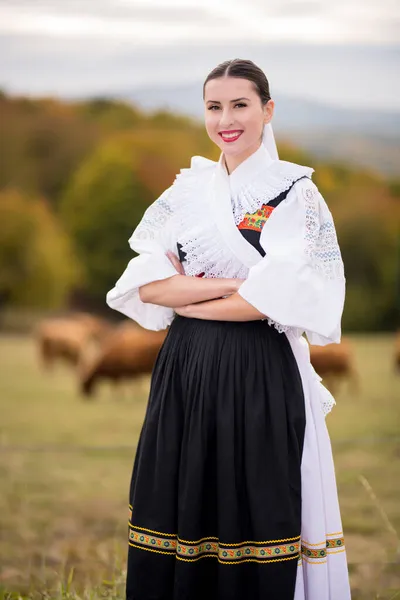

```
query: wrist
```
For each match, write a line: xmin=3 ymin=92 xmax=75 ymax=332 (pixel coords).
xmin=227 ymin=279 xmax=241 ymax=294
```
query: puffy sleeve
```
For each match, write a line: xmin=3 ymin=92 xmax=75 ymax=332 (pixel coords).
xmin=237 ymin=177 xmax=345 ymax=345
xmin=106 ymin=187 xmax=179 ymax=330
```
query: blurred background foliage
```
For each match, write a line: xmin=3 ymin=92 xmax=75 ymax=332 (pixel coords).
xmin=0 ymin=90 xmax=399 ymax=330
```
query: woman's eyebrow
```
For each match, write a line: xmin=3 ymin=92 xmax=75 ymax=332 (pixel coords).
xmin=206 ymin=97 xmax=251 ymax=104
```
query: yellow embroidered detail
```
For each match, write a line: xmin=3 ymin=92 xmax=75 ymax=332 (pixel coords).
xmin=178 ymin=534 xmax=300 ymax=545
xmin=178 ymin=535 xmax=219 ymax=544
xmin=129 ymin=522 xmax=176 ymax=537
xmin=302 ymin=555 xmax=327 ymax=565
xmin=300 ymin=539 xmax=326 ymax=547
xmin=128 ymin=518 xmax=300 ymax=546
xmin=129 ymin=542 xmax=177 ymax=556
xmin=128 ymin=523 xmax=300 ymax=563
xmin=127 ymin=510 xmax=345 ymax=566
xmin=301 ymin=535 xmax=345 ymax=560
xmin=176 ymin=553 xmax=299 ymax=565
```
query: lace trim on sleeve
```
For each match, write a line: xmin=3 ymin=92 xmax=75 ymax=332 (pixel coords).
xmin=265 ymin=180 xmax=344 ymax=337
xmin=129 ymin=187 xmax=174 ymax=244
xmin=267 ymin=318 xmax=291 ymax=334
xmin=320 ymin=393 xmax=336 ymax=416
xmin=302 ymin=184 xmax=345 ymax=280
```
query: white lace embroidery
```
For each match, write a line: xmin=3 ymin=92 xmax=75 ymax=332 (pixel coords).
xmin=130 ymin=189 xmax=174 ymax=242
xmin=172 ymin=168 xmax=251 ymax=280
xmin=267 ymin=318 xmax=291 ymax=334
xmin=321 ymin=393 xmax=336 ymax=416
xmin=231 ymin=164 xmax=314 ymax=226
xmin=231 ymin=166 xmax=312 ymax=338
xmin=178 ymin=163 xmax=313 ymax=280
xmin=303 ymin=184 xmax=345 ymax=280
xmin=316 ymin=376 xmax=336 ymax=416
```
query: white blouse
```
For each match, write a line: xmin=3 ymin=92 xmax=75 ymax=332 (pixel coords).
xmin=106 ymin=143 xmax=345 ymax=346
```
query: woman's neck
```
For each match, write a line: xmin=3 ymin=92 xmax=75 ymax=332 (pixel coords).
xmin=224 ymin=139 xmax=263 ymax=175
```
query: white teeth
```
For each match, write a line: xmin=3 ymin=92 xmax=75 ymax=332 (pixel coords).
xmin=221 ymin=131 xmax=241 ymax=139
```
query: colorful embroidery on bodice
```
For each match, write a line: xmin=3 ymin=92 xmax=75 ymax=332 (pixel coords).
xmin=237 ymin=204 xmax=275 ymax=233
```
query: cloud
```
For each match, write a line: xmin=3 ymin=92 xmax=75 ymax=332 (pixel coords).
xmin=1 ymin=0 xmax=399 ymax=44
xmin=1 ymin=33 xmax=399 ymax=113
xmin=0 ymin=0 xmax=223 ymax=24
xmin=0 ymin=1 xmax=249 ymax=43
xmin=0 ymin=0 xmax=399 ymax=112
xmin=246 ymin=0 xmax=327 ymax=18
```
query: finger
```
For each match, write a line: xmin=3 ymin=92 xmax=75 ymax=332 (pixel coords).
xmin=170 ymin=256 xmax=184 ymax=274
xmin=166 ymin=252 xmax=185 ymax=275
xmin=166 ymin=251 xmax=178 ymax=267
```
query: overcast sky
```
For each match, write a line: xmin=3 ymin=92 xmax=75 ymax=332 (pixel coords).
xmin=1 ymin=0 xmax=399 ymax=111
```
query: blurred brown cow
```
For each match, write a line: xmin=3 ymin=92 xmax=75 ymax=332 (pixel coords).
xmin=36 ymin=313 xmax=110 ymax=369
xmin=309 ymin=338 xmax=358 ymax=395
xmin=79 ymin=322 xmax=167 ymax=397
xmin=395 ymin=331 xmax=400 ymax=372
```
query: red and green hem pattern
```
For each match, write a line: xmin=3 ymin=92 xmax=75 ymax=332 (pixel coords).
xmin=301 ymin=533 xmax=346 ymax=564
xmin=128 ymin=523 xmax=300 ymax=564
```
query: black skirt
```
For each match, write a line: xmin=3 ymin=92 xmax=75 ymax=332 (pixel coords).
xmin=126 ymin=315 xmax=306 ymax=600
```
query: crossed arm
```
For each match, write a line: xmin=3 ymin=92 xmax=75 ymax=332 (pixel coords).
xmin=138 ymin=251 xmax=266 ymax=322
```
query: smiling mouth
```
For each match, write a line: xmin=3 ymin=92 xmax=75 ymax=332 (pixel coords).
xmin=218 ymin=130 xmax=243 ymax=142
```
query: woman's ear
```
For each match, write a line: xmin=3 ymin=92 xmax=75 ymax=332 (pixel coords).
xmin=263 ymin=99 xmax=275 ymax=124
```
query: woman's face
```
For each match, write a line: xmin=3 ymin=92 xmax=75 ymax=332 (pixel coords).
xmin=204 ymin=76 xmax=274 ymax=165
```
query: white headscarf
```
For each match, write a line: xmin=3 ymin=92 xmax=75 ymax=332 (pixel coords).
xmin=262 ymin=122 xmax=279 ymax=160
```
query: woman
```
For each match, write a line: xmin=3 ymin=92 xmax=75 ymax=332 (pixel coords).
xmin=107 ymin=59 xmax=351 ymax=600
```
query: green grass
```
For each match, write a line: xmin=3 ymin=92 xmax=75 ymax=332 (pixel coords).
xmin=0 ymin=333 xmax=399 ymax=599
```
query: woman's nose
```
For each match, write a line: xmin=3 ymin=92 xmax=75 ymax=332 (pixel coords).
xmin=219 ymin=110 xmax=234 ymax=128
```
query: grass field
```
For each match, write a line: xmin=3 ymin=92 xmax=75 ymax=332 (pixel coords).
xmin=0 ymin=333 xmax=399 ymax=599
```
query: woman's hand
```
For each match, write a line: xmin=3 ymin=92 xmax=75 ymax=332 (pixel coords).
xmin=174 ymin=293 xmax=266 ymax=322
xmin=166 ymin=251 xmax=185 ymax=275
xmin=223 ymin=279 xmax=245 ymax=296
xmin=174 ymin=305 xmax=191 ymax=317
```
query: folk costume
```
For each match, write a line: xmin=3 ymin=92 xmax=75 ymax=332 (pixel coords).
xmin=107 ymin=124 xmax=351 ymax=600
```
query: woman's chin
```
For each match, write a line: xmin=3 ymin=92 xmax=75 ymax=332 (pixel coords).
xmin=220 ymin=142 xmax=247 ymax=156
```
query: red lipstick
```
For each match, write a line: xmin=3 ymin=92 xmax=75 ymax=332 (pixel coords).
xmin=218 ymin=130 xmax=243 ymax=143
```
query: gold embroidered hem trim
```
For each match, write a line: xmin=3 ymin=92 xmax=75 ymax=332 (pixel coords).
xmin=128 ymin=524 xmax=300 ymax=563
xmin=301 ymin=536 xmax=345 ymax=560
xmin=128 ymin=519 xmax=345 ymax=565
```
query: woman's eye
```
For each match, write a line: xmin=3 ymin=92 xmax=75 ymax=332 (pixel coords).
xmin=207 ymin=103 xmax=246 ymax=110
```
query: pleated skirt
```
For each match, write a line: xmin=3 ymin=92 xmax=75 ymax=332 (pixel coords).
xmin=126 ymin=316 xmax=306 ymax=600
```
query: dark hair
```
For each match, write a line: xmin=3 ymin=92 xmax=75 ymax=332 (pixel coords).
xmin=203 ymin=59 xmax=271 ymax=105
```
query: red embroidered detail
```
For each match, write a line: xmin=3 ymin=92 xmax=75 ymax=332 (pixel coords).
xmin=238 ymin=204 xmax=275 ymax=232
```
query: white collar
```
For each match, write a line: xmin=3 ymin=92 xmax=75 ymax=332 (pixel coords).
xmin=218 ymin=143 xmax=275 ymax=198
xmin=215 ymin=144 xmax=314 ymax=226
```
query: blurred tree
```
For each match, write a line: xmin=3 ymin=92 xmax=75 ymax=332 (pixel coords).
xmin=388 ymin=178 xmax=400 ymax=198
xmin=109 ymin=128 xmax=218 ymax=196
xmin=340 ymin=214 xmax=398 ymax=330
xmin=147 ymin=109 xmax=198 ymax=130
xmin=0 ymin=95 xmax=100 ymax=206
xmin=0 ymin=190 xmax=80 ymax=309
xmin=61 ymin=139 xmax=154 ymax=304
xmin=278 ymin=141 xmax=314 ymax=167
xmin=75 ymin=97 xmax=142 ymax=130
xmin=61 ymin=128 xmax=218 ymax=305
